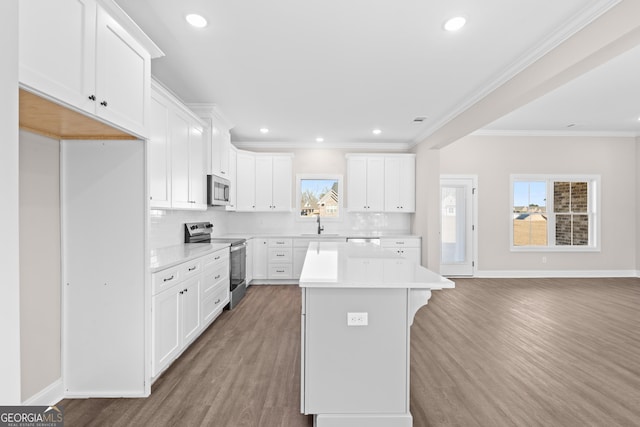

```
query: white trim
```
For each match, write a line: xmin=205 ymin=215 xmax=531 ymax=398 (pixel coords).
xmin=22 ymin=378 xmax=64 ymax=406
xmin=233 ymin=141 xmax=411 ymax=151
xmin=410 ymin=0 xmax=621 ymax=146
xmin=474 ymin=269 xmax=637 ymax=279
xmin=472 ymin=129 xmax=640 ymax=138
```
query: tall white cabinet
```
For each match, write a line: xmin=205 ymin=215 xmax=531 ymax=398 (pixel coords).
xmin=236 ymin=151 xmax=293 ymax=212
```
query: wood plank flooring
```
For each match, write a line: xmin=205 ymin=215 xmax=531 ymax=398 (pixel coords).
xmin=62 ymin=278 xmax=640 ymax=427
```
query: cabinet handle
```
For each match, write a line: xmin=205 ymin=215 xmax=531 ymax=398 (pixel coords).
xmin=215 ymin=298 xmax=221 ymax=304
xmin=214 ymin=256 xmax=221 ymax=260
xmin=188 ymin=266 xmax=197 ymax=271
xmin=88 ymin=95 xmax=96 ymax=101
xmin=276 ymin=254 xmax=285 ymax=257
xmin=179 ymin=290 xmax=184 ymax=295
xmin=396 ymin=242 xmax=405 ymax=245
xmin=100 ymin=100 xmax=108 ymax=107
xmin=276 ymin=270 xmax=285 ymax=273
xmin=214 ymin=274 xmax=221 ymax=280
xmin=163 ymin=275 xmax=174 ymax=282
xmin=184 ymin=288 xmax=188 ymax=293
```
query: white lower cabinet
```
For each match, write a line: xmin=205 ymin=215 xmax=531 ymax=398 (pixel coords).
xmin=381 ymin=238 xmax=422 ymax=265
xmin=252 ymin=239 xmax=269 ymax=281
xmin=152 ymin=248 xmax=229 ymax=378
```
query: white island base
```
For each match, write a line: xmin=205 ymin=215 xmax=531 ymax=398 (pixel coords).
xmin=299 ymin=242 xmax=454 ymax=427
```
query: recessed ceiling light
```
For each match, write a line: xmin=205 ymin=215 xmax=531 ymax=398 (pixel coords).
xmin=316 ymin=137 xmax=324 ymax=143
xmin=259 ymin=128 xmax=269 ymax=134
xmin=372 ymin=129 xmax=382 ymax=135
xmin=444 ymin=16 xmax=466 ymax=32
xmin=186 ymin=14 xmax=208 ymax=28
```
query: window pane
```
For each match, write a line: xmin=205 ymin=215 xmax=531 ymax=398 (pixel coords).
xmin=571 ymin=182 xmax=588 ymax=213
xmin=300 ymin=179 xmax=339 ymax=218
xmin=572 ymin=214 xmax=589 ymax=245
xmin=554 ymin=182 xmax=570 ymax=213
xmin=556 ymin=215 xmax=572 ymax=245
xmin=513 ymin=181 xmax=547 ymax=246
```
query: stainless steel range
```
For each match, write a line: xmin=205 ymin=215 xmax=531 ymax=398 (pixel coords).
xmin=185 ymin=222 xmax=247 ymax=309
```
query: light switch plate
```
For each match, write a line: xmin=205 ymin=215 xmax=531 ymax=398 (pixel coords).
xmin=347 ymin=312 xmax=368 ymax=326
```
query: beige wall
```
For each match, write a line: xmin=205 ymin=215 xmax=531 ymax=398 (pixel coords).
xmin=438 ymin=134 xmax=636 ymax=274
xmin=0 ymin=0 xmax=21 ymax=405
xmin=19 ymin=131 xmax=62 ymax=401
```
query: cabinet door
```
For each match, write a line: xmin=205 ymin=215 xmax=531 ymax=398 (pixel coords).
xmin=188 ymin=124 xmax=206 ymax=209
xmin=19 ymin=0 xmax=96 ymax=114
xmin=366 ymin=157 xmax=385 ymax=211
xmin=401 ymin=247 xmax=421 ymax=265
xmin=226 ymin=146 xmax=237 ymax=211
xmin=152 ymin=287 xmax=181 ymax=376
xmin=271 ymin=156 xmax=292 ymax=211
xmin=236 ymin=151 xmax=256 ymax=211
xmin=219 ymin=130 xmax=231 ymax=177
xmin=95 ymin=5 xmax=150 ymax=137
xmin=181 ymin=277 xmax=202 ymax=345
xmin=398 ymin=156 xmax=415 ymax=212
xmin=347 ymin=156 xmax=368 ymax=211
xmin=209 ymin=122 xmax=224 ymax=176
xmin=148 ymin=94 xmax=171 ymax=208
xmin=170 ymin=109 xmax=191 ymax=209
xmin=384 ymin=157 xmax=402 ymax=212
xmin=252 ymin=239 xmax=269 ymax=280
xmin=245 ymin=239 xmax=254 ymax=285
xmin=254 ymin=156 xmax=274 ymax=210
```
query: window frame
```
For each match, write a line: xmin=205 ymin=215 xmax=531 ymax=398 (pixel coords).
xmin=295 ymin=174 xmax=344 ymax=222
xmin=509 ymin=174 xmax=601 ymax=252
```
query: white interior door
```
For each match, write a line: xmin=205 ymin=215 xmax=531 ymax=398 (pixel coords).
xmin=440 ymin=177 xmax=475 ymax=276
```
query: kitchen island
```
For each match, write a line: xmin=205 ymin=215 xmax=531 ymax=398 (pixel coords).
xmin=299 ymin=242 xmax=454 ymax=427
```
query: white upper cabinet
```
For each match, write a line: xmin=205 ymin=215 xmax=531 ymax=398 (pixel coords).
xmin=150 ymin=82 xmax=206 ymax=210
xmin=236 ymin=152 xmax=293 ymax=212
xmin=226 ymin=146 xmax=238 ymax=211
xmin=188 ymin=104 xmax=233 ymax=178
xmin=148 ymin=93 xmax=171 ymax=208
xmin=236 ymin=150 xmax=256 ymax=211
xmin=346 ymin=155 xmax=384 ymax=212
xmin=19 ymin=0 xmax=158 ymax=138
xmin=384 ymin=155 xmax=416 ymax=212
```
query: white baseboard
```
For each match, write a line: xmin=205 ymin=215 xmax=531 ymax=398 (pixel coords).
xmin=474 ymin=269 xmax=638 ymax=279
xmin=22 ymin=378 xmax=64 ymax=406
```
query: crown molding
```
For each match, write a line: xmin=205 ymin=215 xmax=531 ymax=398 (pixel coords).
xmin=410 ymin=0 xmax=622 ymax=147
xmin=471 ymin=129 xmax=639 ymax=138
xmin=232 ymin=141 xmax=412 ymax=151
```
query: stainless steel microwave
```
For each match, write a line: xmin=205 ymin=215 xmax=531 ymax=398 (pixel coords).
xmin=207 ymin=174 xmax=230 ymax=206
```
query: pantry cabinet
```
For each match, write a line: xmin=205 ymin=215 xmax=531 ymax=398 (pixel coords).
xmin=384 ymin=155 xmax=416 ymax=212
xmin=346 ymin=155 xmax=384 ymax=212
xmin=19 ymin=0 xmax=155 ymax=138
xmin=236 ymin=152 xmax=293 ymax=212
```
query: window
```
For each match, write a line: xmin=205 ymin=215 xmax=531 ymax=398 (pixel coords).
xmin=296 ymin=174 xmax=343 ymax=220
xmin=511 ymin=175 xmax=599 ymax=251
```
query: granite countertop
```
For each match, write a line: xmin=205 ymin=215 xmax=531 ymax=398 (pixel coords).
xmin=150 ymin=242 xmax=230 ymax=273
xmin=299 ymin=242 xmax=454 ymax=289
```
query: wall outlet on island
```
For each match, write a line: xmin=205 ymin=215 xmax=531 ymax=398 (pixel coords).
xmin=347 ymin=312 xmax=368 ymax=326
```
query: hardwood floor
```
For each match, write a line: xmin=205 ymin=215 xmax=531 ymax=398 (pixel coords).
xmin=62 ymin=278 xmax=640 ymax=427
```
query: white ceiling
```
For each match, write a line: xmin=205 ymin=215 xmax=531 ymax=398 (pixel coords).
xmin=115 ymin=0 xmax=633 ymax=147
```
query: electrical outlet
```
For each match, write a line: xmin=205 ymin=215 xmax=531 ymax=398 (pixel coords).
xmin=347 ymin=312 xmax=368 ymax=326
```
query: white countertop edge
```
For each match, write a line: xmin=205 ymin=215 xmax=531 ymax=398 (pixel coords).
xmin=298 ymin=280 xmax=454 ymax=289
xmin=150 ymin=242 xmax=230 ymax=273
xmin=217 ymin=232 xmax=421 ymax=240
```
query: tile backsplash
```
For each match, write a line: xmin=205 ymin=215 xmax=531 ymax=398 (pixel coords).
xmin=149 ymin=208 xmax=229 ymax=250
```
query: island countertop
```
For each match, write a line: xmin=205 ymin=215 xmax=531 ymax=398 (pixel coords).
xmin=299 ymin=242 xmax=454 ymax=289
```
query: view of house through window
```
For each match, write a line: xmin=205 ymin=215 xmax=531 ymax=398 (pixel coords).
xmin=512 ymin=176 xmax=598 ymax=249
xmin=299 ymin=178 xmax=340 ymax=218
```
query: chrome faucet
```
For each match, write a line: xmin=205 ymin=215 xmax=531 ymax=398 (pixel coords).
xmin=316 ymin=213 xmax=324 ymax=235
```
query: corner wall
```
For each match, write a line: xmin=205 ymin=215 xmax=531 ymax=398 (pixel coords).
xmin=0 ymin=0 xmax=21 ymax=404
xmin=440 ymin=134 xmax=637 ymax=275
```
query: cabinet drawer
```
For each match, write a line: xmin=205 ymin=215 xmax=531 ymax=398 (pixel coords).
xmin=269 ymin=248 xmax=292 ymax=263
xmin=151 ymin=266 xmax=181 ymax=295
xmin=202 ymin=249 xmax=229 ymax=272
xmin=180 ymin=258 xmax=202 ymax=280
xmin=202 ymin=263 xmax=229 ymax=296
xmin=202 ymin=283 xmax=229 ymax=325
xmin=380 ymin=238 xmax=421 ymax=248
xmin=269 ymin=238 xmax=292 ymax=248
xmin=269 ymin=264 xmax=293 ymax=279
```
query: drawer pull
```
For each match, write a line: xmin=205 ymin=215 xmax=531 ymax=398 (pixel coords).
xmin=214 ymin=298 xmax=221 ymax=304
xmin=163 ymin=275 xmax=174 ymax=282
xmin=188 ymin=266 xmax=197 ymax=271
xmin=396 ymin=242 xmax=405 ymax=245
xmin=214 ymin=274 xmax=221 ymax=280
xmin=276 ymin=269 xmax=285 ymax=273
xmin=214 ymin=256 xmax=221 ymax=260
xmin=276 ymin=254 xmax=285 ymax=257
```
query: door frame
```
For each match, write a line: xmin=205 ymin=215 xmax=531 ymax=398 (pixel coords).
xmin=440 ymin=175 xmax=478 ymax=277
